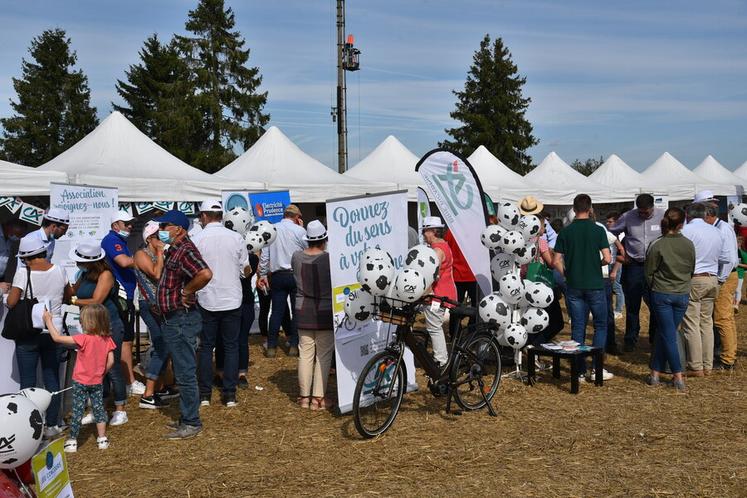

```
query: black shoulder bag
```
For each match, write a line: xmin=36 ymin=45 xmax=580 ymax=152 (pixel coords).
xmin=1 ymin=266 xmax=42 ymax=341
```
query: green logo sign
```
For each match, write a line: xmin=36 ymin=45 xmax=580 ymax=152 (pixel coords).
xmin=431 ymin=159 xmax=474 ymax=216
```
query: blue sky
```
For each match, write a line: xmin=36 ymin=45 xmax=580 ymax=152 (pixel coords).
xmin=1 ymin=0 xmax=746 ymax=171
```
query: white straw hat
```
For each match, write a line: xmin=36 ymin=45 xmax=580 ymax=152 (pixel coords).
xmin=422 ymin=216 xmax=444 ymax=229
xmin=303 ymin=220 xmax=328 ymax=241
xmin=68 ymin=239 xmax=105 ymax=263
xmin=44 ymin=207 xmax=69 ymax=224
xmin=17 ymin=236 xmax=47 ymax=258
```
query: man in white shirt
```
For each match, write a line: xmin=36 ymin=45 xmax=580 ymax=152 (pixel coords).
xmin=680 ymin=203 xmax=722 ymax=376
xmin=192 ymin=200 xmax=250 ymax=407
xmin=22 ymin=207 xmax=69 ymax=262
xmin=257 ymin=204 xmax=307 ymax=358
xmin=698 ymin=192 xmax=740 ymax=370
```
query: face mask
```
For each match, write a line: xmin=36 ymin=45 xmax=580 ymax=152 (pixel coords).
xmin=158 ymin=230 xmax=172 ymax=244
xmin=117 ymin=230 xmax=130 ymax=238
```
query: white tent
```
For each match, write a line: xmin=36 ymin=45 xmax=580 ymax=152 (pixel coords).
xmin=640 ymin=152 xmax=735 ymax=200
xmin=466 ymin=146 xmax=533 ymax=202
xmin=0 ymin=159 xmax=68 ymax=196
xmin=38 ymin=112 xmax=252 ymax=201
xmin=589 ymin=154 xmax=643 ymax=191
xmin=522 ymin=152 xmax=625 ymax=204
xmin=344 ymin=135 xmax=422 ymax=199
xmin=215 ymin=126 xmax=394 ymax=202
xmin=693 ymin=155 xmax=746 ymax=195
xmin=734 ymin=160 xmax=747 ymax=182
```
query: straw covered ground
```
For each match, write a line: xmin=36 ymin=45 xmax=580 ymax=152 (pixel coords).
xmin=67 ymin=306 xmax=747 ymax=497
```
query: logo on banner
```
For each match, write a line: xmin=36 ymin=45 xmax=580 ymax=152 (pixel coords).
xmin=255 ymin=203 xmax=264 ymax=217
xmin=432 ymin=160 xmax=474 ymax=216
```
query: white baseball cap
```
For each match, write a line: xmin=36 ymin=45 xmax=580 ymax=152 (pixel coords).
xmin=44 ymin=207 xmax=69 ymax=225
xmin=303 ymin=220 xmax=328 ymax=241
xmin=142 ymin=220 xmax=160 ymax=243
xmin=111 ymin=211 xmax=135 ymax=225
xmin=199 ymin=200 xmax=223 ymax=212
xmin=422 ymin=216 xmax=444 ymax=230
xmin=68 ymin=239 xmax=105 ymax=263
xmin=18 ymin=235 xmax=47 ymax=258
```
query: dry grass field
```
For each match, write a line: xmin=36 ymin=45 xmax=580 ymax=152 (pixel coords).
xmin=67 ymin=306 xmax=747 ymax=497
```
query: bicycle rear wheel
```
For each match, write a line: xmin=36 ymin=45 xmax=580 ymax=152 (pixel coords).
xmin=353 ymin=350 xmax=405 ymax=438
xmin=450 ymin=334 xmax=501 ymax=411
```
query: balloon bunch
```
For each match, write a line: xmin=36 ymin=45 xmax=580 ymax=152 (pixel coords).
xmin=222 ymin=206 xmax=255 ymax=236
xmin=0 ymin=388 xmax=55 ymax=470
xmin=344 ymin=245 xmax=438 ymax=324
xmin=478 ymin=202 xmax=554 ymax=350
xmin=730 ymin=203 xmax=747 ymax=226
xmin=243 ymin=220 xmax=278 ymax=252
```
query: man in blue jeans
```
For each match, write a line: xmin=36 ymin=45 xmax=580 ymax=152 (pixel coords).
xmin=257 ymin=205 xmax=307 ymax=358
xmin=553 ymin=194 xmax=613 ymax=381
xmin=155 ymin=210 xmax=212 ymax=440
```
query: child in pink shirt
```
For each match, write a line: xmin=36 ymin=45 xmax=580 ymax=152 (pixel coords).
xmin=44 ymin=304 xmax=116 ymax=453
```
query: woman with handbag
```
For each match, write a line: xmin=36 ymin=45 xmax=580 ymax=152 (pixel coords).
xmin=69 ymin=239 xmax=129 ymax=426
xmin=5 ymin=236 xmax=70 ymax=437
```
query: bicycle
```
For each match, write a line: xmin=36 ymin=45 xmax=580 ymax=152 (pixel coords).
xmin=352 ymin=294 xmax=501 ymax=438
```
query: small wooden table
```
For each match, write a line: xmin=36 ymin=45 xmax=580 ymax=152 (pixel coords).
xmin=526 ymin=345 xmax=604 ymax=394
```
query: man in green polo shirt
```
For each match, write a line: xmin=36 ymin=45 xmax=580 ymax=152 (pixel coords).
xmin=553 ymin=194 xmax=613 ymax=381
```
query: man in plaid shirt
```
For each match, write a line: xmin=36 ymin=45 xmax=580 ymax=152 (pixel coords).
xmin=155 ymin=210 xmax=212 ymax=440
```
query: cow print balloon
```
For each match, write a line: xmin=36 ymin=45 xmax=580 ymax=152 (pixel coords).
xmin=478 ymin=293 xmax=513 ymax=331
xmin=223 ymin=207 xmax=254 ymax=236
xmin=249 ymin=221 xmax=278 ymax=245
xmin=490 ymin=252 xmax=515 ymax=281
xmin=524 ymin=281 xmax=554 ymax=309
xmin=358 ymin=248 xmax=395 ymax=296
xmin=344 ymin=289 xmax=376 ymax=323
xmin=518 ymin=215 xmax=542 ymax=240
xmin=514 ymin=243 xmax=538 ymax=265
xmin=480 ymin=225 xmax=506 ymax=250
xmin=498 ymin=274 xmax=525 ymax=305
xmin=503 ymin=323 xmax=528 ymax=349
xmin=520 ymin=307 xmax=550 ymax=333
xmin=499 ymin=230 xmax=526 ymax=255
xmin=0 ymin=395 xmax=44 ymax=469
xmin=404 ymin=244 xmax=439 ymax=288
xmin=244 ymin=231 xmax=267 ymax=252
xmin=393 ymin=268 xmax=428 ymax=303
xmin=497 ymin=202 xmax=521 ymax=228
xmin=729 ymin=203 xmax=747 ymax=226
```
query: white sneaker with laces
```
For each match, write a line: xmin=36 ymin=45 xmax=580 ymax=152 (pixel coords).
xmin=81 ymin=412 xmax=95 ymax=425
xmin=44 ymin=425 xmax=64 ymax=438
xmin=109 ymin=410 xmax=128 ymax=426
xmin=97 ymin=436 xmax=109 ymax=450
xmin=128 ymin=380 xmax=146 ymax=396
xmin=577 ymin=375 xmax=587 ymax=384
xmin=591 ymin=369 xmax=614 ymax=381
xmin=63 ymin=439 xmax=77 ymax=453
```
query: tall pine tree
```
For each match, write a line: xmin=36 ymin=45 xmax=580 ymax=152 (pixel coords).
xmin=176 ymin=0 xmax=269 ymax=172
xmin=440 ymin=35 xmax=538 ymax=174
xmin=0 ymin=29 xmax=98 ymax=166
xmin=113 ymin=34 xmax=207 ymax=165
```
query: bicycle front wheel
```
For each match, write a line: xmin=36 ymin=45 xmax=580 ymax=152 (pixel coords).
xmin=450 ymin=334 xmax=501 ymax=411
xmin=353 ymin=350 xmax=406 ymax=438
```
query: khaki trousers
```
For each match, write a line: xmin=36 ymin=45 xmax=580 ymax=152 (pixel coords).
xmin=714 ymin=272 xmax=739 ymax=365
xmin=679 ymin=275 xmax=718 ymax=371
xmin=298 ymin=329 xmax=335 ymax=398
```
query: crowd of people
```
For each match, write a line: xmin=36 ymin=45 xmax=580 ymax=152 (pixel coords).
xmin=1 ymin=190 xmax=745 ymax=452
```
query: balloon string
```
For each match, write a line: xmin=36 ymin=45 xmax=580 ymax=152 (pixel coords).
xmin=51 ymin=387 xmax=73 ymax=395
xmin=12 ymin=468 xmax=33 ymax=497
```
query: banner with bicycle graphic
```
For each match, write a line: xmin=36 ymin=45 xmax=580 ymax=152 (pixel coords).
xmin=326 ymin=190 xmax=417 ymax=413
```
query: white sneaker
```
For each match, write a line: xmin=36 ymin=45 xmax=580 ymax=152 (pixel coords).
xmin=128 ymin=380 xmax=146 ymax=396
xmin=614 ymin=312 xmax=623 ymax=319
xmin=109 ymin=411 xmax=128 ymax=426
xmin=96 ymin=436 xmax=109 ymax=450
xmin=591 ymin=369 xmax=614 ymax=381
xmin=578 ymin=375 xmax=587 ymax=383
xmin=44 ymin=425 xmax=64 ymax=438
xmin=63 ymin=439 xmax=77 ymax=453
xmin=81 ymin=412 xmax=95 ymax=425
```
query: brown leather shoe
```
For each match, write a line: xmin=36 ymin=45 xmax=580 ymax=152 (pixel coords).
xmin=686 ymin=369 xmax=705 ymax=377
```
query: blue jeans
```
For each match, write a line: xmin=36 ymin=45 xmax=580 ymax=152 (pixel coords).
xmin=604 ymin=279 xmax=616 ymax=351
xmin=199 ymin=306 xmax=241 ymax=397
xmin=268 ymin=271 xmax=298 ymax=348
xmin=103 ymin=320 xmax=127 ymax=406
xmin=612 ymin=267 xmax=625 ymax=313
xmin=565 ymin=287 xmax=608 ymax=375
xmin=140 ymin=300 xmax=167 ymax=381
xmin=650 ymin=291 xmax=688 ymax=373
xmin=162 ymin=309 xmax=202 ymax=427
xmin=621 ymin=263 xmax=656 ymax=346
xmin=15 ymin=335 xmax=62 ymax=426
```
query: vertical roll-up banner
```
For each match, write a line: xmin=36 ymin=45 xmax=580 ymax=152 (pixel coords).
xmin=416 ymin=186 xmax=430 ymax=245
xmin=416 ymin=149 xmax=492 ymax=296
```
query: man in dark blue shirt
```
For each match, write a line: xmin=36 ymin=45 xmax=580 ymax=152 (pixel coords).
xmin=101 ymin=211 xmax=140 ymax=394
